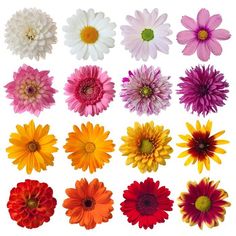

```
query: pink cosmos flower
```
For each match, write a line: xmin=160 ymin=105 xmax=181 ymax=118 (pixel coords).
xmin=5 ymin=65 xmax=57 ymax=116
xmin=177 ymin=8 xmax=231 ymax=61
xmin=64 ymin=65 xmax=115 ymax=116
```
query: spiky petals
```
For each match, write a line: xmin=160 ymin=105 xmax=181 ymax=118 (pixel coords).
xmin=64 ymin=65 xmax=115 ymax=116
xmin=120 ymin=121 xmax=173 ymax=173
xmin=64 ymin=122 xmax=115 ymax=173
xmin=5 ymin=65 xmax=57 ymax=116
xmin=7 ymin=179 xmax=57 ymax=229
xmin=177 ymin=120 xmax=229 ymax=173
xmin=121 ymin=178 xmax=173 ymax=229
xmin=63 ymin=178 xmax=114 ymax=229
xmin=178 ymin=178 xmax=230 ymax=229
xmin=6 ymin=120 xmax=58 ymax=174
xmin=177 ymin=65 xmax=229 ymax=116
xmin=120 ymin=65 xmax=172 ymax=115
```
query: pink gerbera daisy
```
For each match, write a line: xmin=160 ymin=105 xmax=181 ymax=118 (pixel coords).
xmin=64 ymin=65 xmax=115 ymax=116
xmin=5 ymin=65 xmax=57 ymax=116
xmin=177 ymin=8 xmax=231 ymax=61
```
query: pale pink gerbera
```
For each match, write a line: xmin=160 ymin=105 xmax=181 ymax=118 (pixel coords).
xmin=64 ymin=66 xmax=115 ymax=116
xmin=177 ymin=8 xmax=231 ymax=61
xmin=5 ymin=65 xmax=57 ymax=116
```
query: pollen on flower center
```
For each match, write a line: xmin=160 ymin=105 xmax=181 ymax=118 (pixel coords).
xmin=197 ymin=29 xmax=209 ymax=41
xmin=141 ymin=28 xmax=154 ymax=41
xmin=85 ymin=142 xmax=96 ymax=153
xmin=82 ymin=198 xmax=95 ymax=210
xmin=140 ymin=86 xmax=153 ymax=97
xmin=25 ymin=27 xmax=37 ymax=41
xmin=27 ymin=141 xmax=39 ymax=152
xmin=140 ymin=139 xmax=154 ymax=154
xmin=26 ymin=198 xmax=38 ymax=209
xmin=80 ymin=26 xmax=99 ymax=44
xmin=195 ymin=196 xmax=211 ymax=212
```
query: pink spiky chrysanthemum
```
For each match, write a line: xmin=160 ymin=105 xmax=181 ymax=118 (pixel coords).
xmin=64 ymin=65 xmax=115 ymax=116
xmin=5 ymin=65 xmax=57 ymax=116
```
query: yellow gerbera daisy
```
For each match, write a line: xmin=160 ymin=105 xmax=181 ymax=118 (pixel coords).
xmin=63 ymin=122 xmax=115 ymax=173
xmin=177 ymin=120 xmax=229 ymax=173
xmin=119 ymin=121 xmax=173 ymax=173
xmin=6 ymin=120 xmax=58 ymax=174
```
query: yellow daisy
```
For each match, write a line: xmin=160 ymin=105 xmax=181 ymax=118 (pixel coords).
xmin=177 ymin=120 xmax=229 ymax=173
xmin=63 ymin=122 xmax=115 ymax=173
xmin=6 ymin=120 xmax=58 ymax=174
xmin=119 ymin=121 xmax=173 ymax=173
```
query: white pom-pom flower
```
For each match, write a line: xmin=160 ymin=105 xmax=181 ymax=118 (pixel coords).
xmin=63 ymin=9 xmax=116 ymax=61
xmin=5 ymin=8 xmax=57 ymax=60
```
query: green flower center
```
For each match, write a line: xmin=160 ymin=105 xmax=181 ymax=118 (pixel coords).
xmin=140 ymin=86 xmax=153 ymax=97
xmin=140 ymin=139 xmax=153 ymax=154
xmin=195 ymin=196 xmax=211 ymax=212
xmin=141 ymin=28 xmax=154 ymax=41
xmin=26 ymin=198 xmax=38 ymax=209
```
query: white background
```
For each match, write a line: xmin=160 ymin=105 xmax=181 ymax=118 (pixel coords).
xmin=0 ymin=0 xmax=235 ymax=235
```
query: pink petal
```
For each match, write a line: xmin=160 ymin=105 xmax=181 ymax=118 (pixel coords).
xmin=207 ymin=14 xmax=222 ymax=30
xmin=181 ymin=16 xmax=198 ymax=30
xmin=197 ymin=8 xmax=210 ymax=27
xmin=182 ymin=40 xmax=199 ymax=55
xmin=197 ymin=42 xmax=210 ymax=61
xmin=211 ymin=29 xmax=231 ymax=40
xmin=177 ymin=30 xmax=195 ymax=44
xmin=207 ymin=39 xmax=222 ymax=55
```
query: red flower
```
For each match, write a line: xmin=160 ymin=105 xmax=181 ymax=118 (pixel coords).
xmin=120 ymin=178 xmax=173 ymax=229
xmin=7 ymin=179 xmax=57 ymax=229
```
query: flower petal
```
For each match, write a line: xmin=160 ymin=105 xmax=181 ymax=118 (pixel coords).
xmin=177 ymin=30 xmax=196 ymax=44
xmin=197 ymin=8 xmax=210 ymax=27
xmin=207 ymin=39 xmax=222 ymax=56
xmin=197 ymin=42 xmax=210 ymax=61
xmin=207 ymin=14 xmax=222 ymax=30
xmin=211 ymin=29 xmax=231 ymax=40
xmin=182 ymin=40 xmax=199 ymax=55
xmin=181 ymin=16 xmax=198 ymax=30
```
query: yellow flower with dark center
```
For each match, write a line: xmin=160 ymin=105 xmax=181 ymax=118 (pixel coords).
xmin=64 ymin=122 xmax=115 ymax=173
xmin=120 ymin=121 xmax=173 ymax=173
xmin=6 ymin=120 xmax=58 ymax=174
xmin=177 ymin=120 xmax=229 ymax=173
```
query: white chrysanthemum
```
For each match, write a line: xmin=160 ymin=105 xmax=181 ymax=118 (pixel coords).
xmin=63 ymin=9 xmax=116 ymax=61
xmin=5 ymin=8 xmax=57 ymax=60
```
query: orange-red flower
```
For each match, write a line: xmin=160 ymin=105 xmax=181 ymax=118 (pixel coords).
xmin=63 ymin=178 xmax=114 ymax=229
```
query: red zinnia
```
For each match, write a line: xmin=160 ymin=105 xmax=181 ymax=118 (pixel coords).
xmin=120 ymin=178 xmax=173 ymax=229
xmin=7 ymin=179 xmax=57 ymax=229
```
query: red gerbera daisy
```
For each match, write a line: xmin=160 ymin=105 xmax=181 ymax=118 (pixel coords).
xmin=7 ymin=179 xmax=57 ymax=229
xmin=178 ymin=178 xmax=230 ymax=229
xmin=120 ymin=178 xmax=173 ymax=229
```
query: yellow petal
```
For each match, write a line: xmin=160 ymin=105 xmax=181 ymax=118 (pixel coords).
xmin=198 ymin=161 xmax=203 ymax=173
xmin=214 ymin=147 xmax=226 ymax=154
xmin=178 ymin=150 xmax=189 ymax=158
xmin=213 ymin=130 xmax=225 ymax=139
xmin=177 ymin=143 xmax=188 ymax=147
xmin=186 ymin=122 xmax=195 ymax=134
xmin=216 ymin=140 xmax=229 ymax=145
xmin=211 ymin=154 xmax=222 ymax=164
xmin=196 ymin=120 xmax=201 ymax=130
xmin=205 ymin=120 xmax=212 ymax=133
xmin=204 ymin=157 xmax=210 ymax=170
xmin=184 ymin=156 xmax=193 ymax=166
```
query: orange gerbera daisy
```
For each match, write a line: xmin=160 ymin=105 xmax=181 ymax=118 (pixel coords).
xmin=64 ymin=122 xmax=115 ymax=173
xmin=6 ymin=120 xmax=58 ymax=174
xmin=63 ymin=178 xmax=114 ymax=229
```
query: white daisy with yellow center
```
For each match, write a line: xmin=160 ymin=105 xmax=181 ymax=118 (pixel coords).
xmin=63 ymin=9 xmax=116 ymax=61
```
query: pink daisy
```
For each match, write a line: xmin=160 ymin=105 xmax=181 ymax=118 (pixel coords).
xmin=64 ymin=65 xmax=115 ymax=116
xmin=5 ymin=65 xmax=57 ymax=116
xmin=177 ymin=8 xmax=231 ymax=61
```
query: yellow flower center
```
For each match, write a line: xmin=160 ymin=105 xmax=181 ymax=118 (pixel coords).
xmin=27 ymin=141 xmax=39 ymax=152
xmin=140 ymin=86 xmax=153 ymax=97
xmin=80 ymin=26 xmax=99 ymax=44
xmin=140 ymin=139 xmax=153 ymax=154
xmin=25 ymin=27 xmax=37 ymax=41
xmin=85 ymin=142 xmax=96 ymax=153
xmin=195 ymin=196 xmax=211 ymax=212
xmin=26 ymin=198 xmax=38 ymax=209
xmin=197 ymin=30 xmax=208 ymax=41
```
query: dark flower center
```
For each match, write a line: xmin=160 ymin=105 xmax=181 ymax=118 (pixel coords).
xmin=198 ymin=84 xmax=209 ymax=96
xmin=26 ymin=198 xmax=38 ymax=209
xmin=25 ymin=85 xmax=38 ymax=97
xmin=136 ymin=193 xmax=158 ymax=215
xmin=140 ymin=86 xmax=153 ymax=97
xmin=140 ymin=139 xmax=154 ymax=154
xmin=197 ymin=29 xmax=209 ymax=41
xmin=141 ymin=28 xmax=154 ymax=41
xmin=27 ymin=141 xmax=40 ymax=152
xmin=195 ymin=195 xmax=211 ymax=212
xmin=82 ymin=198 xmax=95 ymax=210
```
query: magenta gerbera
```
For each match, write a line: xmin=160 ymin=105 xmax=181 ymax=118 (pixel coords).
xmin=177 ymin=65 xmax=229 ymax=116
xmin=64 ymin=65 xmax=115 ymax=116
xmin=177 ymin=8 xmax=231 ymax=61
xmin=120 ymin=65 xmax=172 ymax=115
xmin=5 ymin=65 xmax=57 ymax=116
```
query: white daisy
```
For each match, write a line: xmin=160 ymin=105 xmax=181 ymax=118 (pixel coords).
xmin=63 ymin=9 xmax=116 ymax=61
xmin=121 ymin=9 xmax=172 ymax=61
xmin=5 ymin=8 xmax=57 ymax=60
